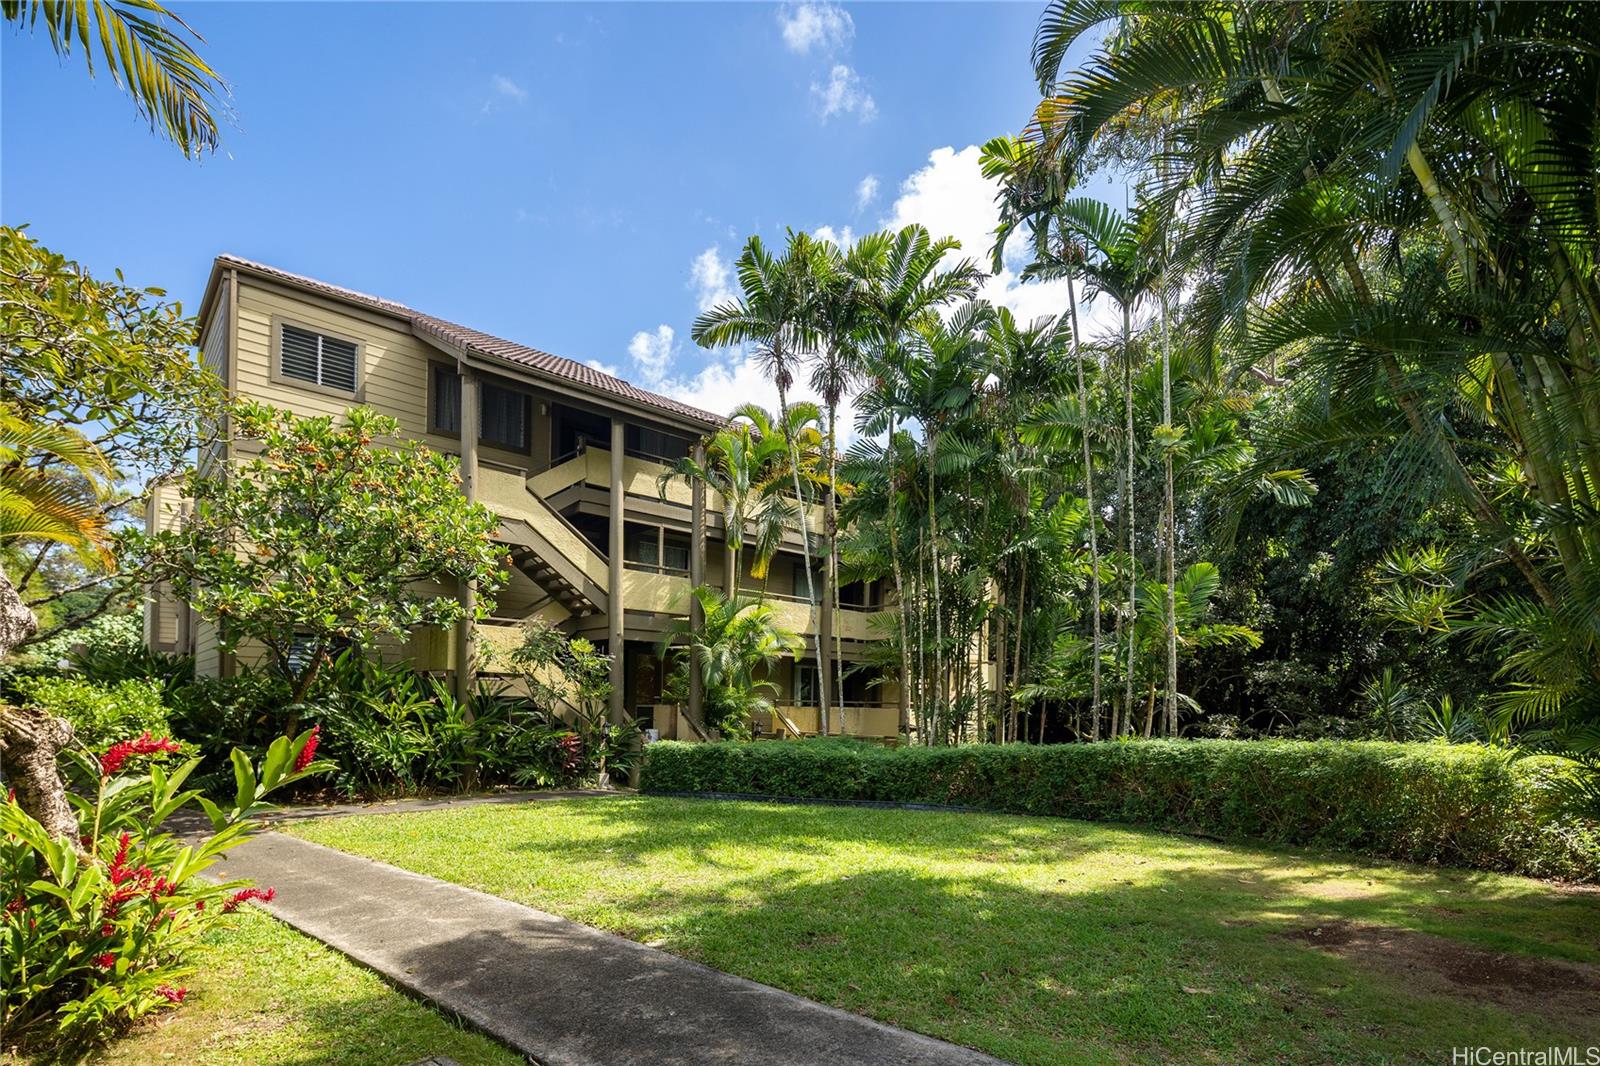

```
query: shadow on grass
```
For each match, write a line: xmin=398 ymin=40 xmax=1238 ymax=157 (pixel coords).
xmin=287 ymin=796 xmax=1600 ymax=1064
xmin=372 ymin=864 xmax=1600 ymax=1066
xmin=471 ymin=795 xmax=1600 ymax=960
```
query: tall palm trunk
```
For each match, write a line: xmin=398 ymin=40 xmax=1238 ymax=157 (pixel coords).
xmin=1065 ymin=273 xmax=1102 ymax=736
xmin=884 ymin=413 xmax=914 ymax=739
xmin=774 ymin=374 xmax=829 ymax=733
xmin=1012 ymin=550 xmax=1028 ymax=741
xmin=926 ymin=429 xmax=944 ymax=737
xmin=1121 ymin=302 xmax=1137 ymax=734
xmin=1158 ymin=272 xmax=1177 ymax=738
xmin=825 ymin=400 xmax=845 ymax=724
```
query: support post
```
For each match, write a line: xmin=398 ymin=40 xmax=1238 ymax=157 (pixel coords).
xmin=454 ymin=366 xmax=480 ymax=707
xmin=608 ymin=418 xmax=626 ymax=724
xmin=688 ymin=442 xmax=706 ymax=729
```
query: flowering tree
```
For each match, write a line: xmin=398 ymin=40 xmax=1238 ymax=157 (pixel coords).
xmin=133 ymin=402 xmax=508 ymax=701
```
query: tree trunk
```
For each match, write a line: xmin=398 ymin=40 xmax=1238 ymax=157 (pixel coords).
xmin=0 ymin=570 xmax=79 ymax=842
xmin=926 ymin=432 xmax=944 ymax=738
xmin=776 ymin=382 xmax=828 ymax=734
xmin=1122 ymin=303 xmax=1138 ymax=733
xmin=884 ymin=417 xmax=914 ymax=740
xmin=1011 ymin=551 xmax=1029 ymax=742
xmin=0 ymin=706 xmax=79 ymax=843
xmin=826 ymin=401 xmax=846 ymax=728
xmin=1066 ymin=273 xmax=1102 ymax=737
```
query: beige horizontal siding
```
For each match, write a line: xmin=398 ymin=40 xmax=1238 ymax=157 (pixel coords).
xmin=235 ymin=280 xmax=433 ymax=436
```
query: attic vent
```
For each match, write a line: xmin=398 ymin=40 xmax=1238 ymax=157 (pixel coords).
xmin=280 ymin=323 xmax=358 ymax=392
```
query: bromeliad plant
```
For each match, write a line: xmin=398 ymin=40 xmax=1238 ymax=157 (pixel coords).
xmin=0 ymin=725 xmax=329 ymax=1053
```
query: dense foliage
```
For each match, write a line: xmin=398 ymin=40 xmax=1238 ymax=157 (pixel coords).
xmin=132 ymin=402 xmax=508 ymax=699
xmin=1 ymin=227 xmax=224 ymax=650
xmin=642 ymin=739 xmax=1599 ymax=880
xmin=1 ymin=727 xmax=326 ymax=1053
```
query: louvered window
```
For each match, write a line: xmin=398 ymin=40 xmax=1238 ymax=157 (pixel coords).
xmin=280 ymin=323 xmax=358 ymax=392
xmin=432 ymin=365 xmax=461 ymax=434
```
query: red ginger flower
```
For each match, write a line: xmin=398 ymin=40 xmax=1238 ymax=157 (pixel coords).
xmin=221 ymin=886 xmax=275 ymax=913
xmin=156 ymin=985 xmax=188 ymax=1004
xmin=94 ymin=953 xmax=115 ymax=970
xmin=293 ymin=725 xmax=321 ymax=772
xmin=100 ymin=733 xmax=181 ymax=776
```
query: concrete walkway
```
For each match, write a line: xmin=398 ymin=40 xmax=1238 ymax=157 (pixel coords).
xmin=218 ymin=830 xmax=1006 ymax=1066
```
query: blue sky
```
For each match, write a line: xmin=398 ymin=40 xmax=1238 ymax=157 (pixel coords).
xmin=3 ymin=2 xmax=1118 ymax=419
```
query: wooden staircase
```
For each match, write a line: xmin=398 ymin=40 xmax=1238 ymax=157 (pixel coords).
xmin=497 ymin=514 xmax=609 ymax=623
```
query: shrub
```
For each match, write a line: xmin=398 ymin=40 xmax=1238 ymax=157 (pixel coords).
xmin=640 ymin=739 xmax=1600 ymax=881
xmin=11 ymin=676 xmax=173 ymax=751
xmin=0 ymin=726 xmax=328 ymax=1053
xmin=23 ymin=610 xmax=144 ymax=668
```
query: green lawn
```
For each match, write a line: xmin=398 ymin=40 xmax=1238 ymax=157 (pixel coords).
xmin=61 ymin=908 xmax=520 ymax=1066
xmin=287 ymin=796 xmax=1600 ymax=1066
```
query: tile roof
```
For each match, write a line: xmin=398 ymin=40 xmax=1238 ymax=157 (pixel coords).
xmin=214 ymin=254 xmax=723 ymax=427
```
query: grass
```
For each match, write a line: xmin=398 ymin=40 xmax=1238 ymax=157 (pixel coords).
xmin=20 ymin=907 xmax=522 ymax=1066
xmin=286 ymin=795 xmax=1600 ymax=1065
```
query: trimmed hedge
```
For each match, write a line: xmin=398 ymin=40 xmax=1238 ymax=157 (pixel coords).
xmin=640 ymin=739 xmax=1600 ymax=881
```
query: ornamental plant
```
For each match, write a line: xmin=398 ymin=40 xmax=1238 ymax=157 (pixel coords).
xmin=129 ymin=401 xmax=508 ymax=701
xmin=0 ymin=725 xmax=329 ymax=1053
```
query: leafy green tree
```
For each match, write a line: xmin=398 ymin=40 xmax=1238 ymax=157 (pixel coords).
xmin=1021 ymin=0 xmax=1600 ymax=780
xmin=133 ymin=403 xmax=507 ymax=701
xmin=1 ymin=227 xmax=224 ymax=651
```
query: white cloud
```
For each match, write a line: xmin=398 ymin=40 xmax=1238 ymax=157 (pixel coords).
xmin=778 ymin=2 xmax=854 ymax=55
xmin=855 ymin=174 xmax=879 ymax=212
xmin=586 ymin=357 xmax=620 ymax=377
xmin=657 ymin=351 xmax=865 ymax=444
xmin=885 ymin=144 xmax=1123 ymax=338
xmin=626 ymin=325 xmax=676 ymax=387
xmin=813 ymin=224 xmax=856 ymax=249
xmin=491 ymin=74 xmax=528 ymax=103
xmin=690 ymin=245 xmax=735 ymax=313
xmin=812 ymin=63 xmax=876 ymax=123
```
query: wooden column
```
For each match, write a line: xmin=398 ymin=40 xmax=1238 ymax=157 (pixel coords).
xmin=608 ymin=418 xmax=626 ymax=723
xmin=688 ymin=442 xmax=706 ymax=726
xmin=454 ymin=366 xmax=480 ymax=705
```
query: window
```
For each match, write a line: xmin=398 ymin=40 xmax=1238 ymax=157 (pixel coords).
xmin=626 ymin=528 xmax=659 ymax=567
xmin=794 ymin=664 xmax=819 ymax=707
xmin=627 ymin=425 xmax=690 ymax=461
xmin=663 ymin=533 xmax=690 ymax=572
xmin=481 ymin=382 xmax=529 ymax=451
xmin=431 ymin=365 xmax=461 ymax=434
xmin=280 ymin=323 xmax=358 ymax=393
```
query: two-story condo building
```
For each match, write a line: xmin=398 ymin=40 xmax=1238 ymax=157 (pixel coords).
xmin=143 ymin=256 xmax=900 ymax=741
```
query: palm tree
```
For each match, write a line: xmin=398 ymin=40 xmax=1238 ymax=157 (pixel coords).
xmin=986 ymin=307 xmax=1075 ymax=739
xmin=1024 ymin=0 xmax=1600 ymax=767
xmin=902 ymin=300 xmax=993 ymax=735
xmin=1032 ymin=199 xmax=1156 ymax=736
xmin=3 ymin=0 xmax=227 ymax=157
xmin=808 ymin=235 xmax=877 ymax=723
xmin=854 ymin=225 xmax=983 ymax=739
xmin=658 ymin=410 xmax=794 ymax=597
xmin=693 ymin=236 xmax=834 ymax=730
xmin=659 ymin=584 xmax=805 ymax=738
xmin=0 ymin=409 xmax=113 ymax=656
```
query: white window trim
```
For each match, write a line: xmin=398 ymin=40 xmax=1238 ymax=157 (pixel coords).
xmin=269 ymin=315 xmax=364 ymax=400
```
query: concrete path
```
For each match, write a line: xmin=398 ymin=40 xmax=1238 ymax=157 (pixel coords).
xmin=218 ymin=830 xmax=1006 ymax=1066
